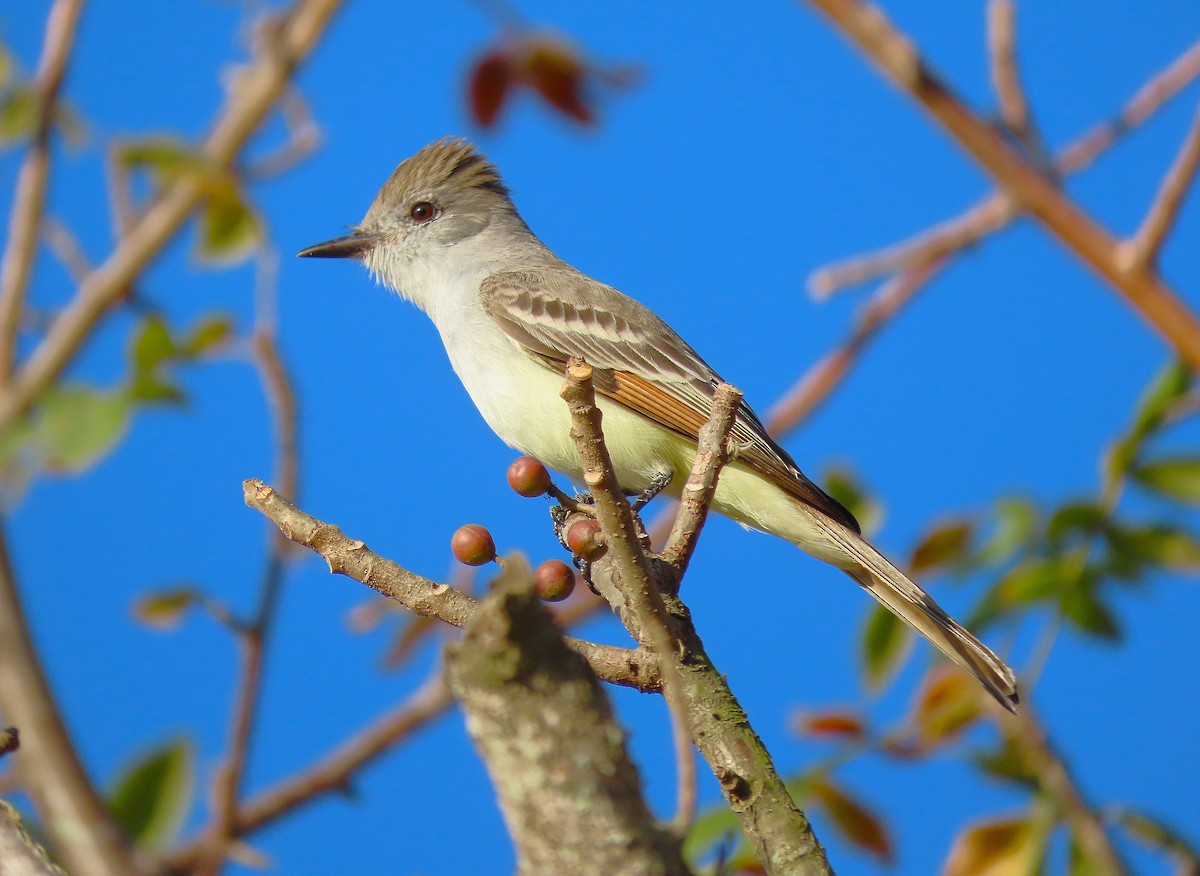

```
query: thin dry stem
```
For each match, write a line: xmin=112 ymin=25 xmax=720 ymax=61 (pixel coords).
xmin=1004 ymin=704 xmax=1127 ymax=874
xmin=1124 ymin=101 xmax=1200 ymax=271
xmin=165 ymin=670 xmax=454 ymax=873
xmin=774 ymin=261 xmax=939 ymax=435
xmin=659 ymin=382 xmax=742 ymax=577
xmin=806 ymin=0 xmax=1200 ymax=369
xmin=0 ymin=0 xmax=87 ymax=390
xmin=987 ymin=0 xmax=1033 ymax=145
xmin=40 ymin=217 xmax=92 ymax=283
xmin=197 ymin=247 xmax=300 ymax=875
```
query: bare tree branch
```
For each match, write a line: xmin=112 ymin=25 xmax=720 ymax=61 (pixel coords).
xmin=241 ymin=479 xmax=661 ymax=692
xmin=0 ymin=523 xmax=143 ymax=876
xmin=810 ymin=39 xmax=1200 ymax=297
xmin=445 ymin=572 xmax=692 ymax=876
xmin=772 ymin=260 xmax=939 ymax=435
xmin=1124 ymin=101 xmax=1200 ymax=271
xmin=0 ymin=0 xmax=346 ymax=435
xmin=0 ymin=0 xmax=87 ymax=390
xmin=804 ymin=0 xmax=1200 ymax=370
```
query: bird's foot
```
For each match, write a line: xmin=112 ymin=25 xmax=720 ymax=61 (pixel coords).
xmin=631 ymin=470 xmax=673 ymax=512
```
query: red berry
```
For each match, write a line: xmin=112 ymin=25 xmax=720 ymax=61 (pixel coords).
xmin=451 ymin=524 xmax=496 ymax=566
xmin=507 ymin=456 xmax=552 ymax=497
xmin=534 ymin=559 xmax=575 ymax=602
xmin=566 ymin=518 xmax=604 ymax=561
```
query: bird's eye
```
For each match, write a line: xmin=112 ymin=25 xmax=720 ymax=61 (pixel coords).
xmin=410 ymin=201 xmax=436 ymax=223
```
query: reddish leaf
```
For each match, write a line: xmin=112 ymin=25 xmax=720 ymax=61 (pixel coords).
xmin=911 ymin=665 xmax=983 ymax=750
xmin=794 ymin=709 xmax=865 ymax=741
xmin=943 ymin=817 xmax=1038 ymax=876
xmin=520 ymin=38 xmax=593 ymax=125
xmin=468 ymin=49 xmax=514 ymax=128
xmin=811 ymin=775 xmax=893 ymax=864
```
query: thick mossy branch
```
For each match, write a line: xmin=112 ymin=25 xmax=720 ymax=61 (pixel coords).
xmin=445 ymin=573 xmax=692 ymax=876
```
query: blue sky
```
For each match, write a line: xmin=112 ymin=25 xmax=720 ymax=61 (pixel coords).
xmin=3 ymin=1 xmax=1199 ymax=873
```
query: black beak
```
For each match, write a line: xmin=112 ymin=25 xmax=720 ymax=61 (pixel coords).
xmin=297 ymin=230 xmax=382 ymax=259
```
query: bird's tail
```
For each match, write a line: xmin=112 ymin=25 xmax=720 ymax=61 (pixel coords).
xmin=823 ymin=520 xmax=1019 ymax=712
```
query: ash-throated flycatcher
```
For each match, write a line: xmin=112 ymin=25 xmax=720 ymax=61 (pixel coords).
xmin=300 ymin=138 xmax=1018 ymax=711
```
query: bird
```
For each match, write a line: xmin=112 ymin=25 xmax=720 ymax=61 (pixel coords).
xmin=299 ymin=137 xmax=1019 ymax=712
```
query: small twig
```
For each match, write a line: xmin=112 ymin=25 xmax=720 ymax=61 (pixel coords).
xmin=1123 ymin=101 xmax=1200 ymax=271
xmin=40 ymin=217 xmax=92 ymax=283
xmin=241 ymin=479 xmax=661 ymax=691
xmin=809 ymin=196 xmax=1012 ymax=298
xmin=245 ymin=87 xmax=322 ymax=179
xmin=775 ymin=261 xmax=938 ymax=435
xmin=806 ymin=0 xmax=1200 ymax=369
xmin=1002 ymin=704 xmax=1127 ymax=874
xmin=659 ymin=383 xmax=742 ymax=576
xmin=559 ymin=361 xmax=699 ymax=834
xmin=986 ymin=0 xmax=1034 ymax=146
xmin=0 ymin=0 xmax=87 ymax=391
xmin=198 ymin=246 xmax=298 ymax=875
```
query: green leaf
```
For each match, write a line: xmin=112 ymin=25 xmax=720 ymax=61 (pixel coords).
xmin=1062 ymin=587 xmax=1120 ymax=640
xmin=682 ymin=798 xmax=744 ymax=866
xmin=1109 ymin=806 xmax=1200 ymax=862
xmin=823 ymin=466 xmax=883 ymax=536
xmin=1107 ymin=523 xmax=1200 ymax=574
xmin=0 ymin=87 xmax=36 ymax=144
xmin=117 ymin=135 xmax=206 ymax=180
xmin=197 ymin=185 xmax=260 ymax=265
xmin=1131 ymin=359 xmax=1190 ymax=439
xmin=970 ymin=556 xmax=1077 ymax=629
xmin=181 ymin=315 xmax=234 ymax=356
xmin=861 ymin=603 xmax=911 ymax=690
xmin=37 ymin=386 xmax=131 ymax=473
xmin=972 ymin=738 xmax=1039 ymax=790
xmin=0 ymin=44 xmax=14 ymax=88
xmin=132 ymin=315 xmax=176 ymax=374
xmin=108 ymin=738 xmax=194 ymax=848
xmin=1046 ymin=502 xmax=1107 ymax=546
xmin=975 ymin=497 xmax=1037 ymax=565
xmin=132 ymin=589 xmax=201 ymax=630
xmin=1132 ymin=457 xmax=1200 ymax=506
xmin=128 ymin=371 xmax=186 ymax=405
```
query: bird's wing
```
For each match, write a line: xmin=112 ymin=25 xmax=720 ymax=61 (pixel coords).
xmin=479 ymin=267 xmax=860 ymax=532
